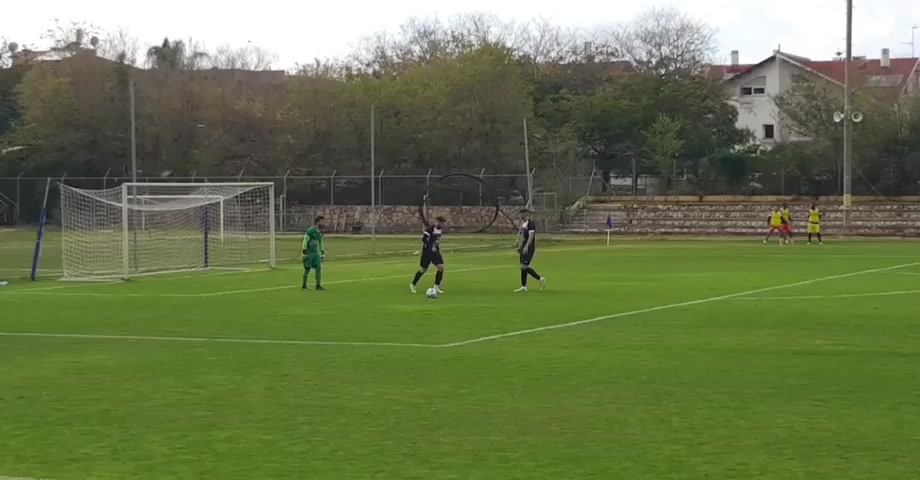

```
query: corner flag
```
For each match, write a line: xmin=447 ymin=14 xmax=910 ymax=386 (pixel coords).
xmin=606 ymin=214 xmax=614 ymax=246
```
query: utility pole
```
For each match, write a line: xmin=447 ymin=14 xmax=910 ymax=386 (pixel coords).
xmin=913 ymin=26 xmax=919 ymax=58
xmin=842 ymin=0 xmax=853 ymax=234
xmin=129 ymin=78 xmax=137 ymax=182
xmin=370 ymin=105 xmax=376 ymax=252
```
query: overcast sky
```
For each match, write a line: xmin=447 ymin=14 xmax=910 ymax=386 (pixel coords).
xmin=4 ymin=0 xmax=920 ymax=68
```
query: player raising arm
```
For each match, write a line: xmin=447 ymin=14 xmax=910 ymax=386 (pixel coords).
xmin=807 ymin=204 xmax=823 ymax=245
xmin=410 ymin=216 xmax=447 ymax=294
xmin=302 ymin=216 xmax=326 ymax=291
xmin=763 ymin=208 xmax=785 ymax=245
xmin=514 ymin=209 xmax=546 ymax=293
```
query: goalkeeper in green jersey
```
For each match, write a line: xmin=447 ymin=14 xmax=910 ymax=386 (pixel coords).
xmin=302 ymin=216 xmax=326 ymax=291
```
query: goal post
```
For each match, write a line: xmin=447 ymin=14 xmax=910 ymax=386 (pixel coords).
xmin=60 ymin=182 xmax=276 ymax=281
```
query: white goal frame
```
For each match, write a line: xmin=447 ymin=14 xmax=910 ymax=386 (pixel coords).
xmin=61 ymin=182 xmax=276 ymax=281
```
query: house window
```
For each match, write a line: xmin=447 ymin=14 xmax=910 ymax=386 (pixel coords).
xmin=763 ymin=124 xmax=775 ymax=140
xmin=740 ymin=76 xmax=767 ymax=96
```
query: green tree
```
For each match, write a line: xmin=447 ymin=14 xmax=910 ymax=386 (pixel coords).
xmin=643 ymin=114 xmax=684 ymax=189
xmin=573 ymin=72 xmax=747 ymax=194
xmin=146 ymin=38 xmax=207 ymax=71
xmin=4 ymin=57 xmax=130 ymax=176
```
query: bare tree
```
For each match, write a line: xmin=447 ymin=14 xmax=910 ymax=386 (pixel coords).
xmin=612 ymin=6 xmax=716 ymax=76
xmin=97 ymin=27 xmax=140 ymax=65
xmin=294 ymin=58 xmax=353 ymax=79
xmin=0 ymin=38 xmax=13 ymax=68
xmin=209 ymin=44 xmax=278 ymax=70
xmin=41 ymin=19 xmax=100 ymax=52
xmin=350 ymin=31 xmax=402 ymax=74
xmin=517 ymin=18 xmax=580 ymax=64
xmin=146 ymin=37 xmax=208 ymax=70
xmin=397 ymin=17 xmax=451 ymax=65
xmin=448 ymin=12 xmax=522 ymax=53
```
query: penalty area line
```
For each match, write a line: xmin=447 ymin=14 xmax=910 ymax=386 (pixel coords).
xmin=5 ymin=262 xmax=917 ymax=350
xmin=440 ymin=261 xmax=920 ymax=347
xmin=185 ymin=265 xmax=511 ymax=297
xmin=0 ymin=332 xmax=440 ymax=349
xmin=2 ymin=265 xmax=511 ymax=297
xmin=734 ymin=289 xmax=920 ymax=301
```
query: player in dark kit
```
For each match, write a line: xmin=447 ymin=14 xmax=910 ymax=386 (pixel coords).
xmin=514 ymin=209 xmax=546 ymax=293
xmin=410 ymin=216 xmax=447 ymax=294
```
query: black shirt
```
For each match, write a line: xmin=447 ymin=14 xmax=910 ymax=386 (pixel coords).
xmin=422 ymin=225 xmax=442 ymax=253
xmin=520 ymin=220 xmax=536 ymax=252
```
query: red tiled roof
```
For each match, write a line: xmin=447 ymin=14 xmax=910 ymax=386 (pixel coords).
xmin=705 ymin=64 xmax=753 ymax=82
xmin=711 ymin=54 xmax=920 ymax=103
xmin=805 ymin=57 xmax=917 ymax=84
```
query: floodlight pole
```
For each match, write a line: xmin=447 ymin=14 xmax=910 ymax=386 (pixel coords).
xmin=129 ymin=78 xmax=137 ymax=183
xmin=15 ymin=172 xmax=23 ymax=224
xmin=842 ymin=0 xmax=853 ymax=234
xmin=523 ymin=118 xmax=533 ymax=210
xmin=370 ymin=105 xmax=376 ymax=253
xmin=912 ymin=26 xmax=918 ymax=59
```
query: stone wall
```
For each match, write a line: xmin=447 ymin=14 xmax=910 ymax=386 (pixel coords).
xmin=567 ymin=200 xmax=920 ymax=236
xmin=280 ymin=198 xmax=920 ymax=237
xmin=281 ymin=205 xmax=529 ymax=234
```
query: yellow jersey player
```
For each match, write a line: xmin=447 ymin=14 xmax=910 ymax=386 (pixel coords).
xmin=807 ymin=204 xmax=822 ymax=245
xmin=781 ymin=203 xmax=794 ymax=244
xmin=764 ymin=208 xmax=786 ymax=244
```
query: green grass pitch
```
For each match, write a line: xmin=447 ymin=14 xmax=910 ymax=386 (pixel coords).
xmin=2 ymin=229 xmax=920 ymax=479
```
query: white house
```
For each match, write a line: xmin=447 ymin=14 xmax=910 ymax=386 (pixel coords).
xmin=708 ymin=49 xmax=920 ymax=146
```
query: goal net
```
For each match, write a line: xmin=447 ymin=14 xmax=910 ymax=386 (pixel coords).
xmin=60 ymin=182 xmax=275 ymax=280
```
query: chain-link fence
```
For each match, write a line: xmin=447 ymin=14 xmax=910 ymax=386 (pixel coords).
xmin=0 ymin=173 xmax=538 ymax=227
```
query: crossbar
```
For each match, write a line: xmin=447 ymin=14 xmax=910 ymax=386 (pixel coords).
xmin=120 ymin=182 xmax=274 ymax=187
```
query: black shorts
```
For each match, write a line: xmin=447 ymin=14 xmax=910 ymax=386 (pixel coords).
xmin=420 ymin=251 xmax=444 ymax=269
xmin=520 ymin=250 xmax=535 ymax=266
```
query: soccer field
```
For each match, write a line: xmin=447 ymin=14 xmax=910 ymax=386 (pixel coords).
xmin=2 ymin=233 xmax=920 ymax=480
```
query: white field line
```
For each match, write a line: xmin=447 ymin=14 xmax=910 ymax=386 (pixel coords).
xmin=6 ymin=281 xmax=123 ymax=292
xmin=0 ymin=245 xmax=568 ymax=291
xmin=5 ymin=265 xmax=511 ymax=297
xmin=0 ymin=476 xmax=54 ymax=480
xmin=734 ymin=289 xmax=920 ymax=301
xmin=2 ymin=263 xmax=917 ymax=349
xmin=439 ymin=262 xmax=920 ymax=348
xmin=4 ymin=246 xmax=920 ymax=285
xmin=892 ymin=271 xmax=920 ymax=276
xmin=0 ymin=332 xmax=439 ymax=348
xmin=177 ymin=265 xmax=511 ymax=297
xmin=0 ymin=268 xmax=64 ymax=273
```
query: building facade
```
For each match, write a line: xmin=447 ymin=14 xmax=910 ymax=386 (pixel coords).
xmin=709 ymin=50 xmax=920 ymax=146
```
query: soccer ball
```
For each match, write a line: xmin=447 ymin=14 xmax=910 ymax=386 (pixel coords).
xmin=426 ymin=287 xmax=439 ymax=299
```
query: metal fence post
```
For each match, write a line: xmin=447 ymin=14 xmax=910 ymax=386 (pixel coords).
xmin=378 ymin=169 xmax=385 ymax=206
xmin=102 ymin=169 xmax=110 ymax=189
xmin=281 ymin=169 xmax=291 ymax=232
xmin=15 ymin=172 xmax=23 ymax=224
xmin=425 ymin=169 xmax=432 ymax=209
xmin=330 ymin=169 xmax=337 ymax=206
xmin=479 ymin=168 xmax=485 ymax=207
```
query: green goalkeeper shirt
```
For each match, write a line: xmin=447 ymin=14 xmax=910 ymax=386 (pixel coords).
xmin=303 ymin=226 xmax=324 ymax=255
